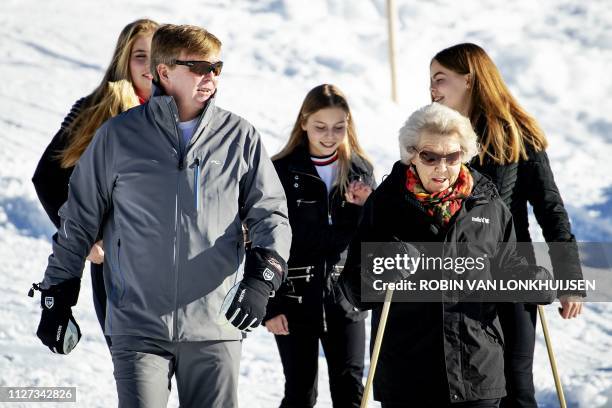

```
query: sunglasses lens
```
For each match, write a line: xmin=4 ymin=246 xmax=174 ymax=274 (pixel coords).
xmin=417 ymin=150 xmax=463 ymax=166
xmin=446 ymin=151 xmax=462 ymax=165
xmin=188 ymin=61 xmax=223 ymax=76
xmin=193 ymin=62 xmax=212 ymax=75
xmin=419 ymin=151 xmax=439 ymax=165
xmin=213 ymin=62 xmax=223 ymax=76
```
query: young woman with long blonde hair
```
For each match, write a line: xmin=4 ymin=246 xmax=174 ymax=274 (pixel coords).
xmin=32 ymin=18 xmax=159 ymax=347
xmin=264 ymin=84 xmax=375 ymax=408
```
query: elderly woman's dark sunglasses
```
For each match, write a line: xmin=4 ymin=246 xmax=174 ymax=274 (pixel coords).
xmin=412 ymin=148 xmax=464 ymax=166
xmin=174 ymin=60 xmax=223 ymax=76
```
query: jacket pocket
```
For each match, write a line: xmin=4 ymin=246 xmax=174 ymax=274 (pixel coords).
xmin=293 ymin=198 xmax=320 ymax=225
xmin=330 ymin=280 xmax=364 ymax=321
xmin=481 ymin=322 xmax=504 ymax=349
xmin=108 ymin=238 xmax=126 ymax=307
xmin=296 ymin=199 xmax=317 ymax=207
xmin=191 ymin=158 xmax=201 ymax=213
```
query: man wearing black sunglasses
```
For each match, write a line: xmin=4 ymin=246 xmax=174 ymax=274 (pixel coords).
xmin=154 ymin=44 xmax=223 ymax=126
xmin=35 ymin=24 xmax=290 ymax=408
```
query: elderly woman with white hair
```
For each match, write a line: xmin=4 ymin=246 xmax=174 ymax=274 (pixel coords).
xmin=339 ymin=103 xmax=552 ymax=408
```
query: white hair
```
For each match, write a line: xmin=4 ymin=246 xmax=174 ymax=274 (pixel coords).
xmin=398 ymin=103 xmax=479 ymax=165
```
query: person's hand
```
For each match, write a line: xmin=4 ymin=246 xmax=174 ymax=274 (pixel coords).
xmin=264 ymin=314 xmax=289 ymax=335
xmin=224 ymin=247 xmax=287 ymax=332
xmin=30 ymin=278 xmax=82 ymax=354
xmin=86 ymin=240 xmax=104 ymax=264
xmin=508 ymin=265 xmax=556 ymax=305
xmin=558 ymin=295 xmax=583 ymax=319
xmin=345 ymin=180 xmax=372 ymax=206
xmin=224 ymin=279 xmax=270 ymax=331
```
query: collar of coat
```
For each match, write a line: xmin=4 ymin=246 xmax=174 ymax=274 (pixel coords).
xmin=283 ymin=142 xmax=372 ymax=181
xmin=147 ymin=82 xmax=218 ymax=149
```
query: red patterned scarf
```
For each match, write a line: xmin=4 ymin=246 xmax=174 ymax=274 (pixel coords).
xmin=405 ymin=164 xmax=474 ymax=227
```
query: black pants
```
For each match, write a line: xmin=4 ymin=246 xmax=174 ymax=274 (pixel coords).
xmin=90 ymin=262 xmax=111 ymax=348
xmin=382 ymin=398 xmax=501 ymax=408
xmin=274 ymin=319 xmax=365 ymax=408
xmin=498 ymin=303 xmax=537 ymax=408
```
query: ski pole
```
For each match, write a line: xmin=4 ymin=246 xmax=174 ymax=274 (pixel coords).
xmin=538 ymin=305 xmax=567 ymax=408
xmin=361 ymin=288 xmax=394 ymax=408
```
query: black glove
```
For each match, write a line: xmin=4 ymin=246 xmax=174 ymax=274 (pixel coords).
xmin=224 ymin=247 xmax=287 ymax=332
xmin=366 ymin=240 xmax=422 ymax=284
xmin=509 ymin=265 xmax=556 ymax=305
xmin=29 ymin=278 xmax=82 ymax=354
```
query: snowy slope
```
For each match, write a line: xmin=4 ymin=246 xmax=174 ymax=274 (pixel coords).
xmin=1 ymin=0 xmax=611 ymax=406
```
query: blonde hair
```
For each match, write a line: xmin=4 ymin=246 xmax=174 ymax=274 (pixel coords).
xmin=60 ymin=18 xmax=159 ymax=168
xmin=399 ymin=103 xmax=479 ymax=165
xmin=432 ymin=43 xmax=548 ymax=165
xmin=150 ymin=24 xmax=222 ymax=83
xmin=273 ymin=84 xmax=372 ymax=196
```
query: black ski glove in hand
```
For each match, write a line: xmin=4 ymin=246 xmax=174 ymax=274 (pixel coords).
xmin=224 ymin=247 xmax=287 ymax=332
xmin=29 ymin=278 xmax=82 ymax=354
xmin=365 ymin=240 xmax=422 ymax=287
xmin=509 ymin=265 xmax=556 ymax=305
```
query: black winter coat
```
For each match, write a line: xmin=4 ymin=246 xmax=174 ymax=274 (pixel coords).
xmin=470 ymin=128 xmax=583 ymax=297
xmin=340 ymin=161 xmax=531 ymax=405
xmin=32 ymin=98 xmax=85 ymax=228
xmin=266 ymin=144 xmax=374 ymax=333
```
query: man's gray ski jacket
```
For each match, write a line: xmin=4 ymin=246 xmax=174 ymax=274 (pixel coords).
xmin=43 ymin=91 xmax=291 ymax=341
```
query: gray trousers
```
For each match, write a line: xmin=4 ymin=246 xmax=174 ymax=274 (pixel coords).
xmin=111 ymin=335 xmax=241 ymax=408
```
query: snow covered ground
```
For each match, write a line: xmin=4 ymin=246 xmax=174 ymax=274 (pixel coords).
xmin=1 ymin=0 xmax=611 ymax=406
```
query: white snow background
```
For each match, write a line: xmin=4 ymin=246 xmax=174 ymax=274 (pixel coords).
xmin=1 ymin=0 xmax=611 ymax=407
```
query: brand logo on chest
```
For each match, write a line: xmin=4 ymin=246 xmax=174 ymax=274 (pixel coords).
xmin=471 ymin=216 xmax=490 ymax=224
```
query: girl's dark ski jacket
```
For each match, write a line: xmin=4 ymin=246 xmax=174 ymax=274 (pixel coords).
xmin=266 ymin=143 xmax=375 ymax=333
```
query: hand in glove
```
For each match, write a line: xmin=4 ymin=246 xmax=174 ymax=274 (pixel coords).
xmin=224 ymin=247 xmax=287 ymax=332
xmin=509 ymin=265 xmax=556 ymax=305
xmin=366 ymin=240 xmax=422 ymax=284
xmin=29 ymin=278 xmax=82 ymax=354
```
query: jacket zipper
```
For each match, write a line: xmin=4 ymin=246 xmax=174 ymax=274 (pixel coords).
xmin=326 ymin=187 xmax=332 ymax=225
xmin=322 ymin=257 xmax=328 ymax=333
xmin=169 ymin=101 xmax=182 ymax=341
xmin=293 ymin=170 xmax=332 ymax=225
xmin=293 ymin=170 xmax=331 ymax=332
xmin=190 ymin=158 xmax=201 ymax=211
xmin=166 ymin=99 xmax=213 ymax=340
xmin=287 ymin=266 xmax=314 ymax=282
xmin=436 ymin=192 xmax=489 ymax=389
xmin=117 ymin=239 xmax=125 ymax=304
xmin=296 ymin=199 xmax=317 ymax=206
xmin=285 ymin=294 xmax=303 ymax=303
